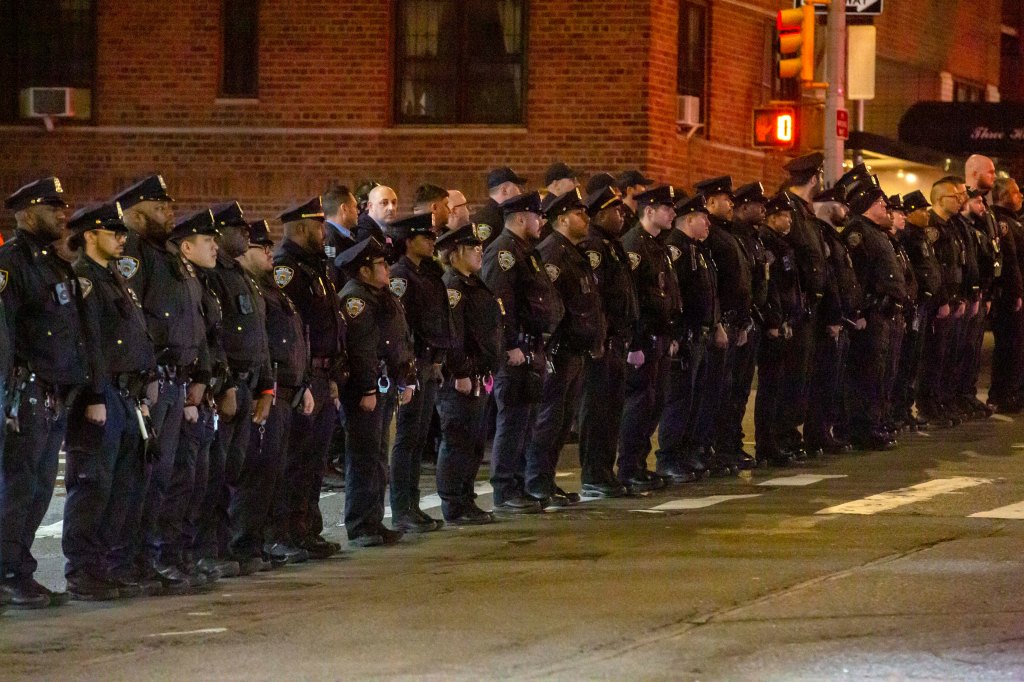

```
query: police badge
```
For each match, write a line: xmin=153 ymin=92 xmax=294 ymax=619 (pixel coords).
xmin=78 ymin=277 xmax=93 ymax=299
xmin=544 ymin=264 xmax=561 ymax=282
xmin=0 ymin=270 xmax=8 ymax=294
xmin=627 ymin=252 xmax=641 ymax=270
xmin=586 ymin=250 xmax=601 ymax=269
xmin=390 ymin=277 xmax=408 ymax=298
xmin=668 ymin=245 xmax=682 ymax=262
xmin=345 ymin=297 xmax=366 ymax=318
xmin=476 ymin=224 xmax=492 ymax=241
xmin=447 ymin=288 xmax=462 ymax=308
xmin=274 ymin=266 xmax=294 ymax=288
xmin=497 ymin=250 xmax=516 ymax=271
xmin=847 ymin=232 xmax=863 ymax=248
xmin=925 ymin=226 xmax=940 ymax=244
xmin=117 ymin=256 xmax=140 ymax=280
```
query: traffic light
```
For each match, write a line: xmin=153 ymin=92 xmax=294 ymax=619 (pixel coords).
xmin=776 ymin=3 xmax=820 ymax=82
xmin=752 ymin=106 xmax=797 ymax=149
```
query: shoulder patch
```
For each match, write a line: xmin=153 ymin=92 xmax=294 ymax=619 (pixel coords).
xmin=389 ymin=277 xmax=408 ymax=298
xmin=847 ymin=232 xmax=863 ymax=248
xmin=345 ymin=297 xmax=366 ymax=318
xmin=544 ymin=263 xmax=561 ymax=282
xmin=925 ymin=226 xmax=940 ymax=244
xmin=78 ymin=277 xmax=93 ymax=299
xmin=668 ymin=245 xmax=682 ymax=262
xmin=497 ymin=250 xmax=516 ymax=271
xmin=0 ymin=269 xmax=7 ymax=294
xmin=627 ymin=252 xmax=641 ymax=271
xmin=476 ymin=223 xmax=492 ymax=241
xmin=274 ymin=266 xmax=294 ymax=288
xmin=447 ymin=288 xmax=462 ymax=308
xmin=117 ymin=256 xmax=140 ymax=280
xmin=586 ymin=250 xmax=602 ymax=270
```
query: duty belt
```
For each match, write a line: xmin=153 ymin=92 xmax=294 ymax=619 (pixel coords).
xmin=310 ymin=356 xmax=333 ymax=370
xmin=156 ymin=364 xmax=195 ymax=383
xmin=112 ymin=371 xmax=150 ymax=398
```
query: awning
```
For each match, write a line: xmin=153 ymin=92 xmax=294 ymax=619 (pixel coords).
xmin=898 ymin=102 xmax=1024 ymax=156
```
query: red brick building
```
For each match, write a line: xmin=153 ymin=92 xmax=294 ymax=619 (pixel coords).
xmin=0 ymin=1 xmax=1018 ymax=228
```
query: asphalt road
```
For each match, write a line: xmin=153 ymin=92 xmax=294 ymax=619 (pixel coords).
xmin=5 ymin=371 xmax=1024 ymax=680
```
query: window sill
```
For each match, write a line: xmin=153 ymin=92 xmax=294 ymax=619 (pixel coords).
xmin=215 ymin=97 xmax=260 ymax=105
xmin=391 ymin=124 xmax=528 ymax=134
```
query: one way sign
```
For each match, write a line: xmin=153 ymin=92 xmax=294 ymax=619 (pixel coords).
xmin=796 ymin=0 xmax=883 ymax=15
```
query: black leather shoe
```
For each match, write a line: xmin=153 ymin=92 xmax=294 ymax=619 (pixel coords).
xmin=734 ymin=450 xmax=757 ymax=470
xmin=1 ymin=579 xmax=49 ymax=609
xmin=196 ymin=557 xmax=239 ymax=580
xmin=580 ymin=481 xmax=628 ymax=498
xmin=263 ymin=542 xmax=309 ymax=565
xmin=851 ymin=433 xmax=898 ymax=451
xmin=492 ymin=495 xmax=543 ymax=514
xmin=393 ymin=511 xmax=439 ymax=533
xmin=758 ymin=450 xmax=794 ymax=467
xmin=27 ymin=578 xmax=70 ymax=607
xmin=299 ymin=535 xmax=341 ymax=559
xmin=130 ymin=564 xmax=176 ymax=596
xmin=445 ymin=504 xmax=495 ymax=526
xmin=414 ymin=508 xmax=444 ymax=531
xmin=554 ymin=487 xmax=581 ymax=504
xmin=67 ymin=573 xmax=119 ymax=602
xmin=150 ymin=562 xmax=191 ymax=594
xmin=179 ymin=564 xmax=211 ymax=589
xmin=656 ymin=466 xmax=698 ymax=485
xmin=236 ymin=556 xmax=270 ymax=575
xmin=680 ymin=454 xmax=708 ymax=479
xmin=103 ymin=568 xmax=144 ymax=598
xmin=377 ymin=526 xmax=404 ymax=544
xmin=348 ymin=533 xmax=385 ymax=548
xmin=531 ymin=489 xmax=580 ymax=510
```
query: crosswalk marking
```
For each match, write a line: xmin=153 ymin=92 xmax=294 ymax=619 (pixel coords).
xmin=758 ymin=474 xmax=847 ymax=487
xmin=969 ymin=501 xmax=1024 ymax=520
xmin=991 ymin=414 xmax=1014 ymax=423
xmin=651 ymin=495 xmax=761 ymax=511
xmin=35 ymin=519 xmax=63 ymax=539
xmin=816 ymin=477 xmax=991 ymax=516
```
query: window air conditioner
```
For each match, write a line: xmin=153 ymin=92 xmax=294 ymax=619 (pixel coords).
xmin=676 ymin=95 xmax=702 ymax=127
xmin=19 ymin=87 xmax=92 ymax=119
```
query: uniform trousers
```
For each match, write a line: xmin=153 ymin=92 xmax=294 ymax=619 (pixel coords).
xmin=390 ymin=364 xmax=440 ymax=516
xmin=718 ymin=324 xmax=761 ymax=454
xmin=805 ymin=325 xmax=850 ymax=446
xmin=524 ymin=351 xmax=583 ymax=500
xmin=279 ymin=375 xmax=336 ymax=543
xmin=342 ymin=385 xmax=395 ymax=539
xmin=618 ymin=350 xmax=670 ymax=482
xmin=435 ymin=385 xmax=487 ymax=517
xmin=578 ymin=339 xmax=627 ymax=486
xmin=137 ymin=378 xmax=185 ymax=567
xmin=846 ymin=310 xmax=895 ymax=438
xmin=656 ymin=333 xmax=706 ymax=468
xmin=489 ymin=365 xmax=538 ymax=505
xmin=778 ymin=309 xmax=817 ymax=448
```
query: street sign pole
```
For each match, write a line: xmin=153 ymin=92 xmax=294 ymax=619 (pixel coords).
xmin=823 ymin=0 xmax=846 ymax=185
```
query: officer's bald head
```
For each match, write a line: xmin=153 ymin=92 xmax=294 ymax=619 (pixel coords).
xmin=366 ymin=185 xmax=398 ymax=224
xmin=965 ymin=154 xmax=996 ymax=191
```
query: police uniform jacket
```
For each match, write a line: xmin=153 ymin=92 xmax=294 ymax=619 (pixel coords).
xmin=120 ymin=232 xmax=211 ymax=382
xmin=783 ymin=191 xmax=829 ymax=300
xmin=73 ymin=253 xmax=156 ymax=402
xmin=537 ymin=230 xmax=605 ymax=355
xmin=928 ymin=211 xmax=967 ymax=304
xmin=257 ymin=271 xmax=308 ymax=390
xmin=817 ymin=218 xmax=864 ymax=324
xmin=579 ymin=225 xmax=639 ymax=344
xmin=443 ymin=268 xmax=503 ymax=379
xmin=891 ymin=234 xmax=919 ymax=307
xmin=324 ymin=220 xmax=357 ymax=288
xmin=706 ymin=215 xmax=752 ymax=327
xmin=471 ymin=198 xmax=503 ymax=251
xmin=621 ymin=224 xmax=682 ymax=351
xmin=991 ymin=205 xmax=1024 ymax=304
xmin=899 ymin=224 xmax=944 ymax=303
xmin=726 ymin=220 xmax=769 ymax=324
xmin=759 ymin=226 xmax=804 ymax=329
xmin=481 ymin=229 xmax=555 ymax=358
xmin=665 ymin=229 xmax=718 ymax=334
xmin=389 ymin=255 xmax=455 ymax=365
xmin=843 ymin=215 xmax=909 ymax=308
xmin=202 ymin=250 xmax=273 ymax=392
xmin=195 ymin=265 xmax=229 ymax=391
xmin=273 ymin=238 xmax=345 ymax=365
xmin=973 ymin=205 xmax=1004 ymax=294
xmin=953 ymin=213 xmax=982 ymax=300
xmin=339 ymin=279 xmax=415 ymax=396
xmin=0 ymin=230 xmax=94 ymax=391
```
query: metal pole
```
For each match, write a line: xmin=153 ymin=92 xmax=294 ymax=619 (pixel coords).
xmin=823 ymin=0 xmax=846 ymax=185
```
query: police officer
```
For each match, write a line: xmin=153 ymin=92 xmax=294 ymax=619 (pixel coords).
xmin=480 ymin=191 xmax=552 ymax=513
xmin=843 ymin=179 xmax=907 ymax=450
xmin=474 ymin=167 xmax=527 ymax=250
xmin=898 ymin=190 xmax=943 ymax=427
xmin=386 ymin=212 xmax=453 ymax=532
xmin=62 ymin=201 xmax=156 ymax=601
xmin=193 ymin=202 xmax=275 ymax=575
xmin=657 ymin=194 xmax=716 ymax=481
xmin=755 ymin=194 xmax=805 ymax=465
xmin=619 ymin=186 xmax=682 ymax=492
xmin=991 ymin=177 xmax=1024 ymax=411
xmin=807 ymin=186 xmax=864 ymax=453
xmin=0 ymin=177 xmax=88 ymax=607
xmin=527 ymin=189 xmax=603 ymax=507
xmin=883 ymin=195 xmax=917 ymax=433
xmin=354 ymin=184 xmax=397 ymax=250
xmin=236 ymin=220 xmax=314 ymax=572
xmin=272 ymin=196 xmax=346 ymax=560
xmin=722 ymin=182 xmax=770 ymax=467
xmin=615 ymin=170 xmax=654 ymax=235
xmin=435 ymin=225 xmax=501 ymax=523
xmin=578 ymin=185 xmax=636 ymax=498
xmin=323 ymin=185 xmax=359 ymax=288
xmin=163 ymin=208 xmax=223 ymax=589
xmin=337 ymin=238 xmax=415 ymax=546
xmin=780 ymin=153 xmax=830 ymax=456
xmin=694 ymin=176 xmax=752 ymax=475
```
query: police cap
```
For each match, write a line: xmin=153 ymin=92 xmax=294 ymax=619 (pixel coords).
xmin=635 ymin=185 xmax=678 ymax=209
xmin=765 ymin=193 xmax=796 ymax=217
xmin=674 ymin=193 xmax=707 ymax=218
xmin=5 ymin=176 xmax=68 ymax=211
xmin=813 ymin=186 xmax=847 ymax=204
xmin=847 ymin=185 xmax=887 ymax=215
xmin=68 ymin=201 xmax=128 ymax=237
xmin=246 ymin=219 xmax=274 ymax=247
xmin=694 ymin=175 xmax=734 ymax=199
xmin=388 ymin=212 xmax=436 ymax=241
xmin=733 ymin=182 xmax=768 ymax=206
xmin=784 ymin=152 xmax=825 ymax=180
xmin=615 ymin=169 xmax=655 ymax=191
xmin=544 ymin=161 xmax=578 ymax=186
xmin=487 ymin=166 xmax=528 ymax=189
xmin=499 ymin=190 xmax=543 ymax=217
xmin=542 ymin=187 xmax=585 ymax=221
xmin=335 ymin=237 xmax=387 ymax=273
xmin=279 ymin=196 xmax=325 ymax=224
xmin=902 ymin=190 xmax=931 ymax=213
xmin=113 ymin=174 xmax=173 ymax=209
xmin=584 ymin=186 xmax=622 ymax=217
xmin=435 ymin=224 xmax=482 ymax=251
xmin=584 ymin=172 xmax=617 ymax=194
xmin=168 ymin=208 xmax=219 ymax=243
xmin=211 ymin=201 xmax=247 ymax=229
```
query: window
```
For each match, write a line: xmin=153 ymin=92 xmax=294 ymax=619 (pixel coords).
xmin=221 ymin=0 xmax=260 ymax=98
xmin=0 ymin=0 xmax=96 ymax=121
xmin=1002 ymin=33 xmax=1024 ymax=102
xmin=677 ymin=1 xmax=708 ymax=121
xmin=395 ymin=0 xmax=526 ymax=125
xmin=954 ymin=80 xmax=985 ymax=103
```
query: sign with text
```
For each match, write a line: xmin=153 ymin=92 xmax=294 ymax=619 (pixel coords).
xmin=837 ymin=108 xmax=849 ymax=139
xmin=796 ymin=0 xmax=883 ymax=15
xmin=898 ymin=102 xmax=1024 ymax=155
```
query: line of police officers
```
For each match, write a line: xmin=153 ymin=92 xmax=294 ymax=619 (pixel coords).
xmin=1 ymin=151 xmax=1020 ymax=609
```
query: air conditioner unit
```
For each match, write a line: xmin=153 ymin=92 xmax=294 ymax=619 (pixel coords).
xmin=19 ymin=87 xmax=92 ymax=119
xmin=677 ymin=95 xmax=702 ymax=126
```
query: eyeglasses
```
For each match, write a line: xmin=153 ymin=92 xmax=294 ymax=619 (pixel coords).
xmin=248 ymin=243 xmax=272 ymax=253
xmin=96 ymin=229 xmax=128 ymax=241
xmin=372 ymin=258 xmax=388 ymax=267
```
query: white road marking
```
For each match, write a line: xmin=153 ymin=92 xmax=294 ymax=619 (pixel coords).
xmin=35 ymin=519 xmax=64 ymax=539
xmin=628 ymin=509 xmax=665 ymax=514
xmin=757 ymin=474 xmax=847 ymax=487
xmin=187 ymin=611 xmax=213 ymax=616
xmin=816 ymin=477 xmax=991 ymax=515
xmin=319 ymin=491 xmax=337 ymax=499
xmin=969 ymin=500 xmax=1024 ymax=520
xmin=916 ymin=431 xmax=932 ymax=437
xmin=991 ymin=414 xmax=1014 ymax=423
xmin=1012 ymin=443 xmax=1024 ymax=449
xmin=148 ymin=628 xmax=227 ymax=638
xmin=652 ymin=495 xmax=761 ymax=511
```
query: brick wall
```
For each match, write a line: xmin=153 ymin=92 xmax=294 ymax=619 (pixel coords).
xmin=0 ymin=0 xmax=1009 ymax=233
